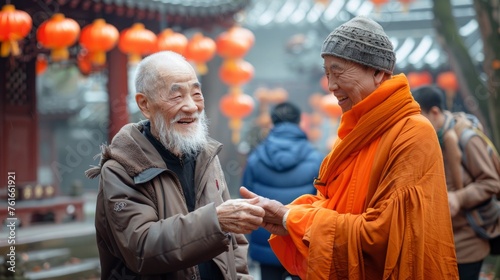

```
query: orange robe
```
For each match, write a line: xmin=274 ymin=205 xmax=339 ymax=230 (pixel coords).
xmin=269 ymin=74 xmax=458 ymax=279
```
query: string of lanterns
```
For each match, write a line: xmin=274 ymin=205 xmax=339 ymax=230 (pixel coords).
xmin=216 ymin=26 xmax=256 ymax=144
xmin=0 ymin=4 xmax=244 ymax=74
xmin=3 ymin=3 xmax=459 ymax=146
xmin=406 ymin=70 xmax=459 ymax=110
xmin=0 ymin=4 xmax=258 ymax=144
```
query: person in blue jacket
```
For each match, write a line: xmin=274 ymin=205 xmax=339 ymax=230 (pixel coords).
xmin=242 ymin=101 xmax=324 ymax=280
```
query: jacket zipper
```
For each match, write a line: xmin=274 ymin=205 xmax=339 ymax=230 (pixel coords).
xmin=161 ymin=170 xmax=186 ymax=216
xmin=160 ymin=179 xmax=167 ymax=218
xmin=197 ymin=145 xmax=222 ymax=185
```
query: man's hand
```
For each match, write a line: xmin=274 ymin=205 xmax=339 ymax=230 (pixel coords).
xmin=448 ymin=192 xmax=460 ymax=217
xmin=216 ymin=197 xmax=264 ymax=234
xmin=240 ymin=186 xmax=289 ymax=235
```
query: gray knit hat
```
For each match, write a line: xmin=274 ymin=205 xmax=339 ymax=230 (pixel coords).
xmin=321 ymin=16 xmax=395 ymax=74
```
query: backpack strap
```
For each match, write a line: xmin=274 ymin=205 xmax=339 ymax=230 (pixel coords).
xmin=437 ymin=113 xmax=454 ymax=148
xmin=475 ymin=128 xmax=500 ymax=159
xmin=466 ymin=113 xmax=480 ymax=128
xmin=458 ymin=128 xmax=478 ymax=165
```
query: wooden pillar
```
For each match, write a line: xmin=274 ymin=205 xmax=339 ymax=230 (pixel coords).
xmin=0 ymin=57 xmax=38 ymax=186
xmin=107 ymin=47 xmax=129 ymax=143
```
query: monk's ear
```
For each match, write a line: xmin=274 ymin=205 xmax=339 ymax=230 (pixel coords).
xmin=373 ymin=69 xmax=385 ymax=85
xmin=135 ymin=93 xmax=151 ymax=119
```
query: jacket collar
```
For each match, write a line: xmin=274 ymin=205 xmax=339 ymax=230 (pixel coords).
xmin=85 ymin=120 xmax=222 ymax=184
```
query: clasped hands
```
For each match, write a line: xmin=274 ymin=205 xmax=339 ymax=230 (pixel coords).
xmin=215 ymin=186 xmax=289 ymax=235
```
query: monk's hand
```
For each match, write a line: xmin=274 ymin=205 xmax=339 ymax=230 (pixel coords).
xmin=239 ymin=186 xmax=258 ymax=199
xmin=448 ymin=192 xmax=460 ymax=217
xmin=240 ymin=187 xmax=289 ymax=226
xmin=262 ymin=221 xmax=289 ymax=236
xmin=216 ymin=197 xmax=264 ymax=234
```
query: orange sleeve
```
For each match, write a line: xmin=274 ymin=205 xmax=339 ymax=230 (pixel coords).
xmin=269 ymin=116 xmax=458 ymax=280
xmin=268 ymin=195 xmax=322 ymax=278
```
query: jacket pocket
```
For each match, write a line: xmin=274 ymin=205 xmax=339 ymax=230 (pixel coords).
xmin=212 ymin=255 xmax=229 ymax=278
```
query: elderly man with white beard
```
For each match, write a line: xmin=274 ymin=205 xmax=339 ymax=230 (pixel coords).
xmin=86 ymin=51 xmax=264 ymax=280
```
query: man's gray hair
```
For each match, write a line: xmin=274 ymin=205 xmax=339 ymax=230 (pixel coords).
xmin=134 ymin=51 xmax=188 ymax=100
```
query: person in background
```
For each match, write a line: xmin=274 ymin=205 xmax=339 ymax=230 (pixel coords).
xmin=242 ymin=101 xmax=323 ymax=280
xmin=412 ymin=85 xmax=500 ymax=280
xmin=86 ymin=51 xmax=265 ymax=280
xmin=240 ymin=15 xmax=459 ymax=279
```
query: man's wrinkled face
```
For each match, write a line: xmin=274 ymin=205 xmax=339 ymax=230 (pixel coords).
xmin=323 ymin=56 xmax=378 ymax=113
xmin=149 ymin=62 xmax=208 ymax=156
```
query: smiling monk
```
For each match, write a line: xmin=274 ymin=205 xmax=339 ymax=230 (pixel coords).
xmin=240 ymin=16 xmax=458 ymax=280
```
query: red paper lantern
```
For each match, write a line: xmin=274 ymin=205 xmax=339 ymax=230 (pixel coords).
xmin=184 ymin=32 xmax=216 ymax=75
xmin=398 ymin=0 xmax=415 ymax=12
xmin=219 ymin=59 xmax=254 ymax=86
xmin=266 ymin=88 xmax=288 ymax=103
xmin=314 ymin=0 xmax=330 ymax=5
xmin=320 ymin=94 xmax=342 ymax=118
xmin=79 ymin=18 xmax=119 ymax=66
xmin=157 ymin=28 xmax=188 ymax=55
xmin=220 ymin=93 xmax=254 ymax=119
xmin=407 ymin=71 xmax=432 ymax=89
xmin=77 ymin=49 xmax=92 ymax=76
xmin=0 ymin=4 xmax=32 ymax=57
xmin=216 ymin=26 xmax=254 ymax=59
xmin=370 ymin=0 xmax=389 ymax=12
xmin=370 ymin=0 xmax=390 ymax=5
xmin=309 ymin=93 xmax=323 ymax=110
xmin=36 ymin=54 xmax=48 ymax=75
xmin=437 ymin=71 xmax=458 ymax=109
xmin=437 ymin=71 xmax=458 ymax=92
xmin=118 ymin=23 xmax=157 ymax=63
xmin=37 ymin=13 xmax=80 ymax=61
xmin=220 ymin=91 xmax=255 ymax=143
xmin=307 ymin=127 xmax=322 ymax=142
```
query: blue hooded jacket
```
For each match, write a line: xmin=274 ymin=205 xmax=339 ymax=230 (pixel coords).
xmin=242 ymin=122 xmax=324 ymax=266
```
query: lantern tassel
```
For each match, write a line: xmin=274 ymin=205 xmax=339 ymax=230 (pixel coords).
xmin=51 ymin=47 xmax=69 ymax=62
xmin=1 ymin=41 xmax=11 ymax=57
xmin=1 ymin=38 xmax=21 ymax=57
xmin=91 ymin=51 xmax=106 ymax=66
xmin=196 ymin=63 xmax=208 ymax=75
xmin=229 ymin=118 xmax=242 ymax=144
xmin=10 ymin=39 xmax=20 ymax=56
xmin=230 ymin=86 xmax=242 ymax=95
xmin=128 ymin=53 xmax=142 ymax=64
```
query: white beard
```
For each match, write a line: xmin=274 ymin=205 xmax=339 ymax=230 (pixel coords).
xmin=153 ymin=111 xmax=209 ymax=157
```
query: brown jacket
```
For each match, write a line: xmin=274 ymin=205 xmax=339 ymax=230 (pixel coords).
xmin=86 ymin=121 xmax=251 ymax=280
xmin=443 ymin=113 xmax=500 ymax=263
